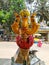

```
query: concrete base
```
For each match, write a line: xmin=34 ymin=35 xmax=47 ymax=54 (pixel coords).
xmin=11 ymin=55 xmax=45 ymax=65
xmin=11 ymin=49 xmax=45 ymax=65
xmin=0 ymin=58 xmax=45 ymax=65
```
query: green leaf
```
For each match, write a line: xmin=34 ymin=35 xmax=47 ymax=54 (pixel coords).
xmin=4 ymin=12 xmax=10 ymax=19
xmin=2 ymin=20 xmax=6 ymax=23
xmin=0 ymin=11 xmax=4 ymax=17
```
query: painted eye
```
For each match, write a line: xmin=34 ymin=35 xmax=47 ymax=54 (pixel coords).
xmin=24 ymin=15 xmax=27 ymax=17
xmin=16 ymin=16 xmax=19 ymax=17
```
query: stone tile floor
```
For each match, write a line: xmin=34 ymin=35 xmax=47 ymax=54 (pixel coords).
xmin=0 ymin=58 xmax=11 ymax=65
xmin=0 ymin=42 xmax=49 ymax=65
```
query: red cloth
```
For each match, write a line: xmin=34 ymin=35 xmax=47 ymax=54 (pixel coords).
xmin=16 ymin=35 xmax=34 ymax=49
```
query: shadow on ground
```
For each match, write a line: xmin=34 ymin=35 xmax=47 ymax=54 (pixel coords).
xmin=0 ymin=58 xmax=11 ymax=65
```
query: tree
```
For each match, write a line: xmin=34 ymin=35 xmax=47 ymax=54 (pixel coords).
xmin=36 ymin=0 xmax=49 ymax=22
xmin=25 ymin=0 xmax=49 ymax=22
xmin=0 ymin=0 xmax=26 ymax=32
xmin=10 ymin=0 xmax=26 ymax=13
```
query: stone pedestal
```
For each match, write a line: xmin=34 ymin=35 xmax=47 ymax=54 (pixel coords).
xmin=11 ymin=56 xmax=45 ymax=65
xmin=11 ymin=49 xmax=45 ymax=65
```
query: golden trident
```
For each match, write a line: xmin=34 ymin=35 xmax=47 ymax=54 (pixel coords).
xmin=11 ymin=9 xmax=40 ymax=35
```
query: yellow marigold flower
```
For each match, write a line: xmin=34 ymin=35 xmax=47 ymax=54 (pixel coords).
xmin=31 ymin=12 xmax=36 ymax=17
xmin=20 ymin=9 xmax=30 ymax=17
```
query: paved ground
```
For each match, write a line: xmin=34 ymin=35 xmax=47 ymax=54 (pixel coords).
xmin=0 ymin=42 xmax=49 ymax=65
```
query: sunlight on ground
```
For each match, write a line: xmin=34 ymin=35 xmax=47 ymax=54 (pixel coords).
xmin=0 ymin=42 xmax=49 ymax=65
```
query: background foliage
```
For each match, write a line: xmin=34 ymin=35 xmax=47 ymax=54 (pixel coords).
xmin=0 ymin=0 xmax=26 ymax=31
xmin=0 ymin=0 xmax=49 ymax=32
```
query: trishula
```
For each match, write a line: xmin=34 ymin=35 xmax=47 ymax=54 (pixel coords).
xmin=11 ymin=9 xmax=40 ymax=65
